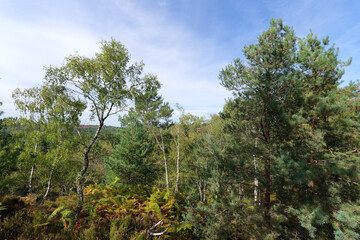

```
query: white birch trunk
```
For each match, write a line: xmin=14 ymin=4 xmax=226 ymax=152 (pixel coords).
xmin=172 ymin=127 xmax=180 ymax=193
xmin=43 ymin=161 xmax=56 ymax=203
xmin=28 ymin=142 xmax=38 ymax=194
xmin=254 ymin=137 xmax=259 ymax=204
xmin=160 ymin=129 xmax=169 ymax=190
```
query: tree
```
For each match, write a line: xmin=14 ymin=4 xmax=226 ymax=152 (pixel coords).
xmin=105 ymin=112 xmax=157 ymax=186
xmin=0 ymin=101 xmax=20 ymax=184
xmin=0 ymin=118 xmax=20 ymax=188
xmin=132 ymin=74 xmax=173 ymax=190
xmin=44 ymin=39 xmax=153 ymax=205
xmin=170 ymin=108 xmax=209 ymax=199
xmin=11 ymin=84 xmax=82 ymax=198
xmin=272 ymin=32 xmax=359 ymax=238
xmin=220 ymin=18 xmax=298 ymax=231
xmin=219 ymin=18 xmax=358 ymax=238
xmin=170 ymin=104 xmax=185 ymax=194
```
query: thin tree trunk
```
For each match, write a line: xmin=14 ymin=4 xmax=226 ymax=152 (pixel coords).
xmin=172 ymin=127 xmax=180 ymax=193
xmin=151 ymin=128 xmax=169 ymax=191
xmin=196 ymin=158 xmax=203 ymax=201
xmin=198 ymin=181 xmax=203 ymax=201
xmin=254 ymin=137 xmax=259 ymax=204
xmin=160 ymin=131 xmax=169 ymax=191
xmin=261 ymin=121 xmax=271 ymax=232
xmin=203 ymin=159 xmax=207 ymax=202
xmin=264 ymin=158 xmax=271 ymax=232
xmin=29 ymin=163 xmax=36 ymax=194
xmin=42 ymin=162 xmax=56 ymax=203
xmin=76 ymin=121 xmax=104 ymax=203
xmin=28 ymin=142 xmax=38 ymax=194
xmin=254 ymin=160 xmax=259 ymax=202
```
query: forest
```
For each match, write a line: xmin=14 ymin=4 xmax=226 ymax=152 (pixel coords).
xmin=0 ymin=19 xmax=359 ymax=239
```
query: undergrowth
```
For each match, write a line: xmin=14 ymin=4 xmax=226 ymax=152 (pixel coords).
xmin=0 ymin=183 xmax=193 ymax=239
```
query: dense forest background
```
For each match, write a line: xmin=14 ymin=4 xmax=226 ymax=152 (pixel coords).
xmin=0 ymin=19 xmax=359 ymax=239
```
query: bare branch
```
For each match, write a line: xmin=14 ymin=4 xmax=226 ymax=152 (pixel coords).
xmin=71 ymin=118 xmax=85 ymax=146
xmin=146 ymin=220 xmax=168 ymax=236
xmin=104 ymin=102 xmax=114 ymax=119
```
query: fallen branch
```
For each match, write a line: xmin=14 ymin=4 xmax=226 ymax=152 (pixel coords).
xmin=146 ymin=219 xmax=168 ymax=236
xmin=127 ymin=216 xmax=143 ymax=232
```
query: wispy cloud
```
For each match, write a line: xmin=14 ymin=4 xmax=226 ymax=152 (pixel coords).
xmin=1 ymin=0 xmax=358 ymax=126
xmin=0 ymin=14 xmax=100 ymax=119
xmin=1 ymin=0 xmax=232 ymax=126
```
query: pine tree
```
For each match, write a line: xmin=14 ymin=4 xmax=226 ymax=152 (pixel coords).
xmin=219 ymin=18 xmax=359 ymax=238
xmin=105 ymin=113 xmax=157 ymax=186
xmin=272 ymin=33 xmax=359 ymax=239
xmin=132 ymin=74 xmax=173 ymax=190
xmin=220 ymin=18 xmax=299 ymax=232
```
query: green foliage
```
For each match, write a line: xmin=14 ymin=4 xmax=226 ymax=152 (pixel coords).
xmin=0 ymin=184 xmax=192 ymax=239
xmin=6 ymin=83 xmax=84 ymax=197
xmin=333 ymin=201 xmax=360 ymax=240
xmin=43 ymin=39 xmax=167 ymax=202
xmin=105 ymin=113 xmax=157 ymax=186
xmin=218 ymin=18 xmax=359 ymax=238
xmin=134 ymin=74 xmax=173 ymax=128
xmin=0 ymin=118 xmax=20 ymax=185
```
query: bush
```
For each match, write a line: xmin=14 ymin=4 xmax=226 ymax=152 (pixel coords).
xmin=0 ymin=185 xmax=193 ymax=239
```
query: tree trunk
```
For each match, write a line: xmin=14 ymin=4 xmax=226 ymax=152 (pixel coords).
xmin=28 ymin=142 xmax=38 ymax=194
xmin=254 ymin=138 xmax=259 ymax=204
xmin=202 ymin=159 xmax=207 ymax=202
xmin=195 ymin=158 xmax=203 ymax=201
xmin=264 ymin=158 xmax=271 ymax=232
xmin=42 ymin=162 xmax=56 ymax=203
xmin=173 ymin=127 xmax=180 ymax=193
xmin=261 ymin=122 xmax=271 ymax=232
xmin=254 ymin=160 xmax=259 ymax=203
xmin=198 ymin=181 xmax=203 ymax=201
xmin=29 ymin=163 xmax=36 ymax=194
xmin=161 ymin=133 xmax=169 ymax=191
xmin=153 ymin=129 xmax=169 ymax=191
xmin=76 ymin=122 xmax=104 ymax=203
xmin=149 ymin=127 xmax=169 ymax=191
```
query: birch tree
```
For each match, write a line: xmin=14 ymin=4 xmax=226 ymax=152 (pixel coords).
xmin=44 ymin=39 xmax=150 ymax=205
xmin=132 ymin=75 xmax=173 ymax=190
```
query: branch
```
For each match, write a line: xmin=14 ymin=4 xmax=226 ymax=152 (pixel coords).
xmin=127 ymin=217 xmax=143 ymax=232
xmin=148 ymin=125 xmax=163 ymax=151
xmin=72 ymin=119 xmax=85 ymax=146
xmin=335 ymin=177 xmax=360 ymax=186
xmin=85 ymin=94 xmax=101 ymax=123
xmin=146 ymin=219 xmax=168 ymax=236
xmin=104 ymin=102 xmax=114 ymax=119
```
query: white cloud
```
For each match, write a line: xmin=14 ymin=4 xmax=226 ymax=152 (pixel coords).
xmin=0 ymin=14 xmax=101 ymax=118
xmin=104 ymin=0 xmax=231 ymax=118
xmin=0 ymin=0 xmax=232 ymax=126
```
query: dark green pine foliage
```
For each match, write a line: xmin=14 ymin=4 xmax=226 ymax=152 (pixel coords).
xmin=105 ymin=113 xmax=157 ymax=186
xmin=132 ymin=74 xmax=173 ymax=190
xmin=272 ymin=33 xmax=359 ymax=239
xmin=220 ymin=18 xmax=360 ymax=239
xmin=133 ymin=74 xmax=173 ymax=127
xmin=220 ymin=18 xmax=299 ymax=233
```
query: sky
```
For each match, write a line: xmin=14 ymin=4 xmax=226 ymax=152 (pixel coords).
xmin=0 ymin=0 xmax=359 ymax=126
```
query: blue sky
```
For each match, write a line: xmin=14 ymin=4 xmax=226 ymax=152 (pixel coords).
xmin=0 ymin=0 xmax=359 ymax=126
